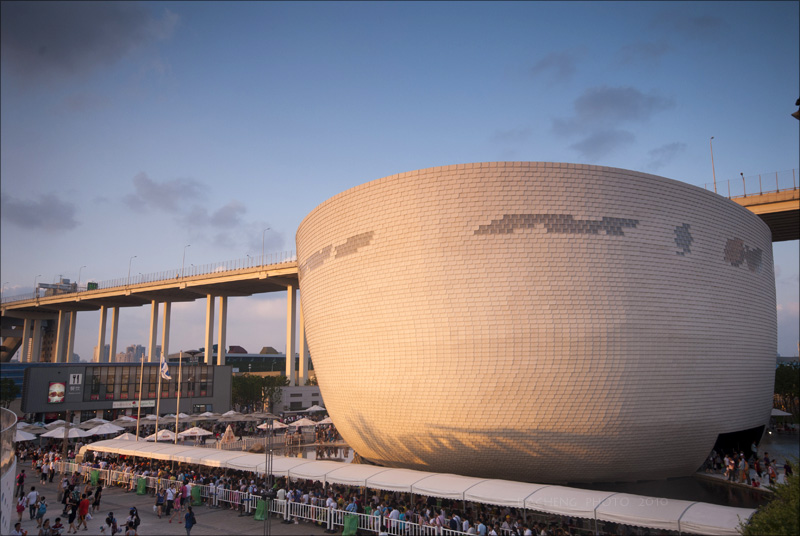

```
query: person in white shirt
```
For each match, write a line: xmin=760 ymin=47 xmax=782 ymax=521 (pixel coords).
xmin=27 ymin=487 xmax=39 ymax=520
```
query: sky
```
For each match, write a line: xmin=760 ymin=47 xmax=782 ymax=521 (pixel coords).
xmin=1 ymin=1 xmax=798 ymax=361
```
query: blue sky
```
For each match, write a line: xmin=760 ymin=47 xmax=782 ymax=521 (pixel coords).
xmin=1 ymin=1 xmax=798 ymax=360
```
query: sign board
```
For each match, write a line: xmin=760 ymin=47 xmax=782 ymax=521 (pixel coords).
xmin=68 ymin=373 xmax=83 ymax=395
xmin=111 ymin=400 xmax=156 ymax=409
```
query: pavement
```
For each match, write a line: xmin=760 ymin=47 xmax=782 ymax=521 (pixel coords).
xmin=7 ymin=475 xmax=332 ymax=536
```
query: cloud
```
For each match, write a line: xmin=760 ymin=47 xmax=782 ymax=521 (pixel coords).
xmin=0 ymin=2 xmax=178 ymax=83
xmin=552 ymin=86 xmax=675 ymax=160
xmin=646 ymin=142 xmax=687 ymax=171
xmin=0 ymin=191 xmax=79 ymax=230
xmin=530 ymin=49 xmax=583 ymax=85
xmin=124 ymin=172 xmax=205 ymax=212
xmin=617 ymin=42 xmax=671 ymax=65
xmin=210 ymin=201 xmax=246 ymax=228
xmin=569 ymin=130 xmax=635 ymax=161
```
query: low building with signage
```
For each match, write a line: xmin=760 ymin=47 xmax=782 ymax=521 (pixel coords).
xmin=19 ymin=362 xmax=231 ymax=422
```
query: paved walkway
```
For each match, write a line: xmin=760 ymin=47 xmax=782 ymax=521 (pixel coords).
xmin=8 ymin=476 xmax=331 ymax=536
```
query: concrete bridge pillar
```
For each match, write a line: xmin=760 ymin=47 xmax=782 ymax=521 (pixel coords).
xmin=55 ymin=310 xmax=69 ymax=363
xmin=96 ymin=306 xmax=107 ymax=362
xmin=161 ymin=301 xmax=171 ymax=362
xmin=66 ymin=311 xmax=77 ymax=362
xmin=205 ymin=295 xmax=215 ymax=366
xmin=20 ymin=318 xmax=31 ymax=363
xmin=30 ymin=319 xmax=43 ymax=362
xmin=286 ymin=284 xmax=296 ymax=386
xmin=298 ymin=298 xmax=309 ymax=386
xmin=147 ymin=300 xmax=159 ymax=362
xmin=217 ymin=296 xmax=227 ymax=366
xmin=109 ymin=307 xmax=119 ymax=363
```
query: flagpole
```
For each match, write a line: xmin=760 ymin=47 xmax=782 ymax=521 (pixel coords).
xmin=155 ymin=353 xmax=163 ymax=443
xmin=135 ymin=356 xmax=145 ymax=441
xmin=174 ymin=353 xmax=183 ymax=444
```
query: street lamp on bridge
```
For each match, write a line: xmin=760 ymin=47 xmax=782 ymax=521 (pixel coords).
xmin=181 ymin=244 xmax=191 ymax=278
xmin=127 ymin=256 xmax=137 ymax=286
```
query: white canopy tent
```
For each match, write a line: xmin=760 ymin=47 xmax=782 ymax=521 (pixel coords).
xmin=78 ymin=439 xmax=755 ymax=535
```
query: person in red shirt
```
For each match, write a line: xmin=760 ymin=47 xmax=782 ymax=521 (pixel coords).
xmin=78 ymin=494 xmax=91 ymax=531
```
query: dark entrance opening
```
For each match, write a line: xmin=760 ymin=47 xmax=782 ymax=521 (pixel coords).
xmin=713 ymin=424 xmax=765 ymax=456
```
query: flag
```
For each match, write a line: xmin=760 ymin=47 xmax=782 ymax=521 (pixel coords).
xmin=160 ymin=356 xmax=172 ymax=381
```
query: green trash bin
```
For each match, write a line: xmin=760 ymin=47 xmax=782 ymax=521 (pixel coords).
xmin=343 ymin=514 xmax=358 ymax=536
xmin=191 ymin=486 xmax=202 ymax=506
xmin=136 ymin=478 xmax=147 ymax=495
xmin=253 ymin=499 xmax=267 ymax=521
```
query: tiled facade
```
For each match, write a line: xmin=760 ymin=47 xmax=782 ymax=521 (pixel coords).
xmin=296 ymin=162 xmax=776 ymax=484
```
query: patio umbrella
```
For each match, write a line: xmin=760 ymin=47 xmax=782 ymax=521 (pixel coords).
xmin=114 ymin=432 xmax=138 ymax=441
xmin=317 ymin=417 xmax=334 ymax=425
xmin=20 ymin=425 xmax=48 ymax=435
xmin=290 ymin=418 xmax=318 ymax=427
xmin=193 ymin=412 xmax=220 ymax=421
xmin=86 ymin=423 xmax=125 ymax=436
xmin=45 ymin=419 xmax=68 ymax=428
xmin=15 ymin=430 xmax=38 ymax=442
xmin=144 ymin=429 xmax=176 ymax=441
xmin=40 ymin=426 xmax=92 ymax=439
xmin=79 ymin=418 xmax=110 ymax=429
xmin=115 ymin=415 xmax=138 ymax=422
xmin=177 ymin=426 xmax=213 ymax=438
xmin=771 ymin=408 xmax=792 ymax=417
xmin=305 ymin=405 xmax=326 ymax=413
xmin=257 ymin=421 xmax=288 ymax=430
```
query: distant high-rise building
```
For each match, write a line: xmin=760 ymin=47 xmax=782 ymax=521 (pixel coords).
xmin=93 ymin=344 xmax=110 ymax=362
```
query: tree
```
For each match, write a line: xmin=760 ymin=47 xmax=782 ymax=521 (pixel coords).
xmin=262 ymin=375 xmax=288 ymax=413
xmin=231 ymin=374 xmax=288 ymax=412
xmin=740 ymin=461 xmax=799 ymax=535
xmin=0 ymin=378 xmax=19 ymax=408
xmin=774 ymin=362 xmax=800 ymax=422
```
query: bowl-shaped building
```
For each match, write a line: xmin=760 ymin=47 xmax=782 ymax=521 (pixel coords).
xmin=296 ymin=162 xmax=775 ymax=483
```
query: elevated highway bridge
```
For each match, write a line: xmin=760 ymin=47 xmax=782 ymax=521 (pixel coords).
xmin=3 ymin=172 xmax=797 ymax=373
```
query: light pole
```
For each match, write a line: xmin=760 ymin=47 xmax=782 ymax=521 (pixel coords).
xmin=33 ymin=274 xmax=42 ymax=298
xmin=181 ymin=244 xmax=191 ymax=278
xmin=127 ymin=256 xmax=137 ymax=286
xmin=77 ymin=265 xmax=86 ymax=291
xmin=710 ymin=136 xmax=717 ymax=193
xmin=262 ymin=228 xmax=271 ymax=265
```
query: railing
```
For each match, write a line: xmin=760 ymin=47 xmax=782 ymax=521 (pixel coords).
xmin=1 ymin=250 xmax=297 ymax=304
xmin=704 ymin=169 xmax=798 ymax=199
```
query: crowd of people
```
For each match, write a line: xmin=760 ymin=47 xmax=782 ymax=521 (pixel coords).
xmin=13 ymin=444 xmax=593 ymax=536
xmin=701 ymin=441 xmax=793 ymax=488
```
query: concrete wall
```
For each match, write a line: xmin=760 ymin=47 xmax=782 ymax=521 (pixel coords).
xmin=296 ymin=162 xmax=776 ymax=484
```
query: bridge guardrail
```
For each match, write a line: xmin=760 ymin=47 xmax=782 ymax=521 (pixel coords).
xmin=1 ymin=250 xmax=297 ymax=304
xmin=704 ymin=168 xmax=797 ymax=199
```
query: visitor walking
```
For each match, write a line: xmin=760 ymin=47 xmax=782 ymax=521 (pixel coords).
xmin=17 ymin=469 xmax=27 ymax=498
xmin=184 ymin=506 xmax=197 ymax=536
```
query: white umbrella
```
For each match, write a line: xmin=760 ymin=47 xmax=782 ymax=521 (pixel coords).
xmin=290 ymin=417 xmax=318 ymax=427
xmin=114 ymin=432 xmax=139 ymax=441
xmin=177 ymin=426 xmax=213 ymax=438
xmin=142 ymin=415 xmax=159 ymax=421
xmin=317 ymin=417 xmax=334 ymax=425
xmin=20 ymin=425 xmax=48 ymax=435
xmin=15 ymin=430 xmax=38 ymax=442
xmin=40 ymin=426 xmax=92 ymax=439
xmin=79 ymin=418 xmax=111 ymax=429
xmin=115 ymin=416 xmax=138 ymax=422
xmin=305 ymin=405 xmax=326 ymax=413
xmin=45 ymin=419 xmax=68 ymax=428
xmin=221 ymin=410 xmax=242 ymax=417
xmin=144 ymin=429 xmax=176 ymax=441
xmin=257 ymin=421 xmax=288 ymax=430
xmin=86 ymin=423 xmax=125 ymax=436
